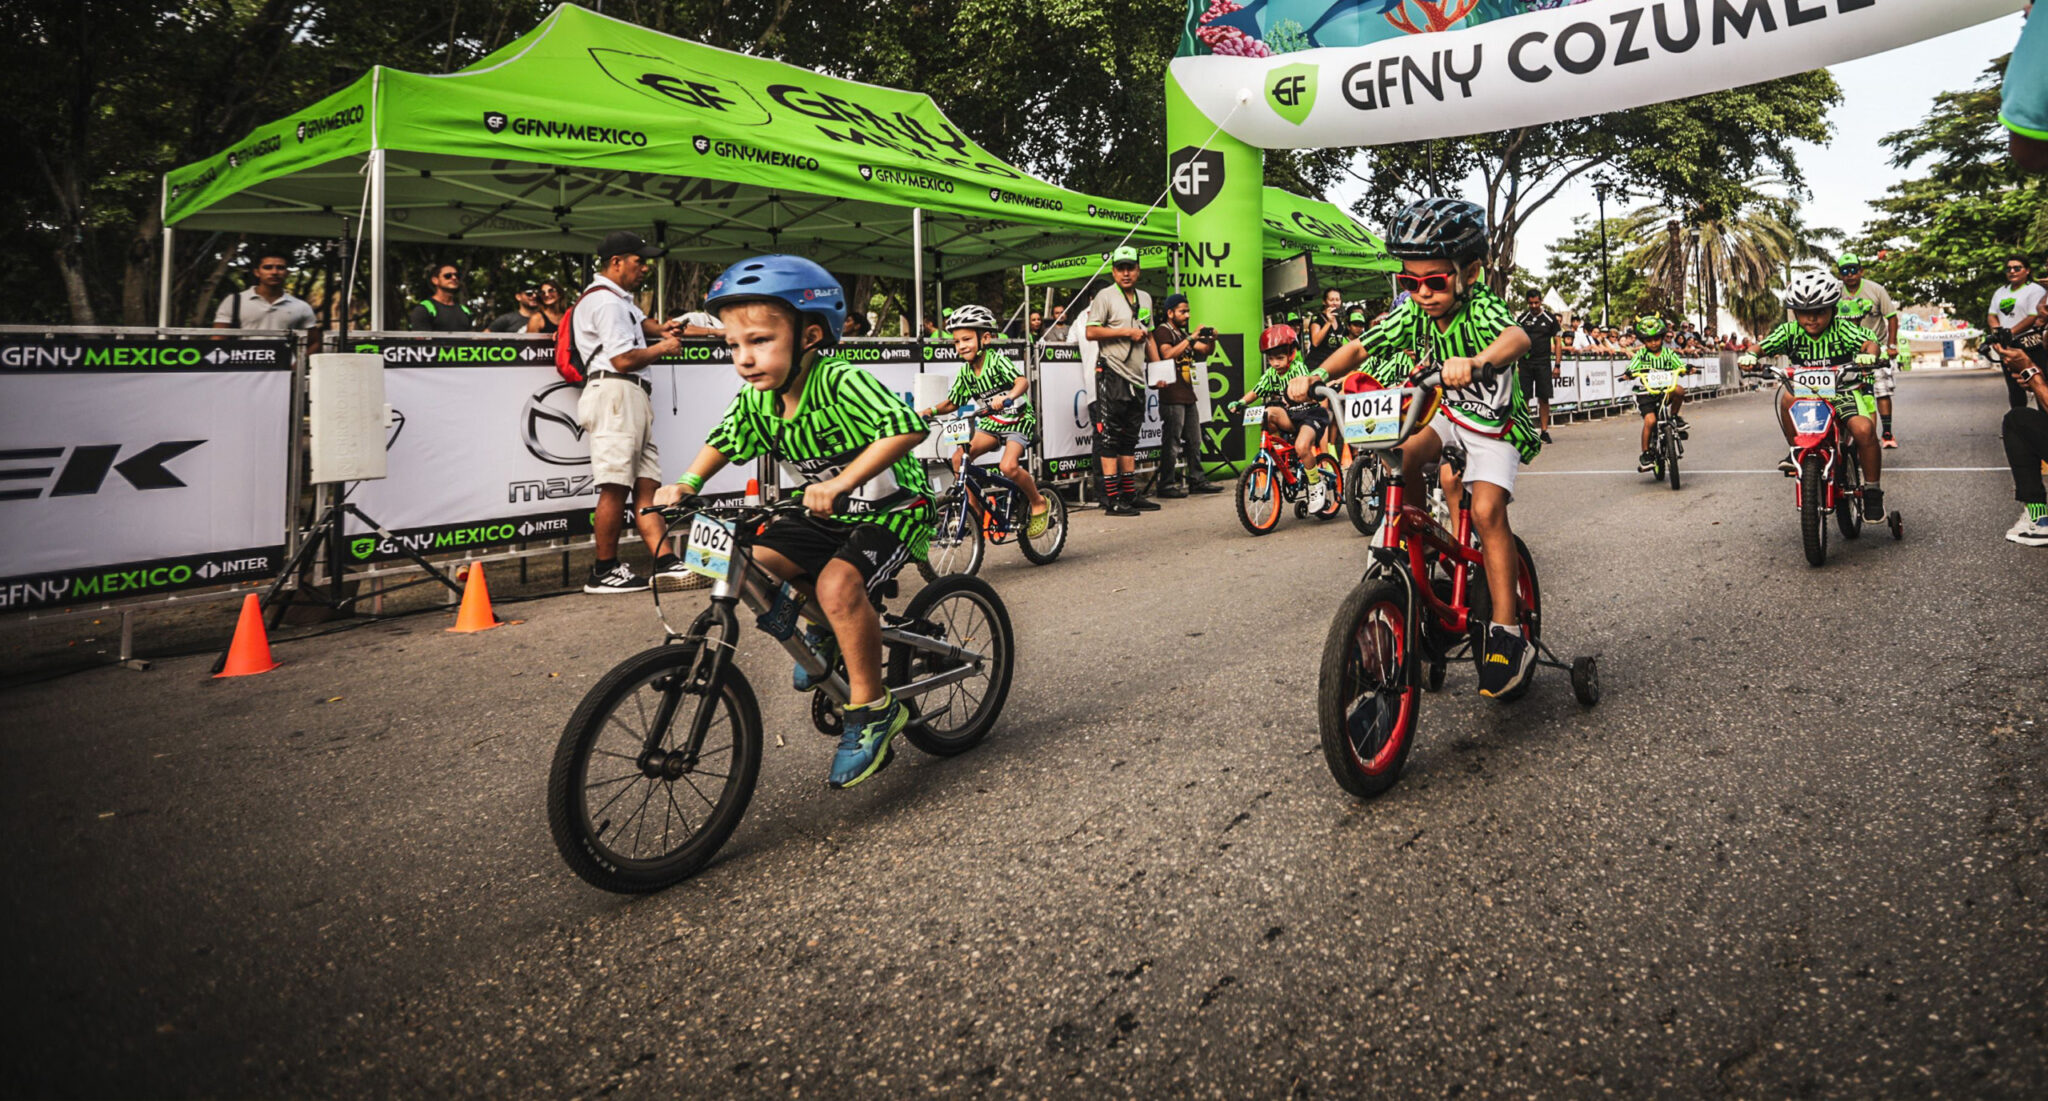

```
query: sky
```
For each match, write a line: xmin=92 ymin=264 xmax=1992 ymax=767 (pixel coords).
xmin=1326 ymin=10 xmax=2030 ymax=291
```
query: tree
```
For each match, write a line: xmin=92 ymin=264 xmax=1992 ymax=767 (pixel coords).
xmin=1542 ymin=215 xmax=1647 ymax=322
xmin=1614 ymin=183 xmax=1808 ymax=337
xmin=1852 ymin=56 xmax=2047 ymax=313
xmin=1345 ymin=73 xmax=1840 ymax=294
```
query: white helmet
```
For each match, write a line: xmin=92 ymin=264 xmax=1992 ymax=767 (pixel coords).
xmin=1783 ymin=271 xmax=1844 ymax=311
xmin=944 ymin=304 xmax=1000 ymax=332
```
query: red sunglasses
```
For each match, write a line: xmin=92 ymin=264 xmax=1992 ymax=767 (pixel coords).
xmin=1394 ymin=273 xmax=1455 ymax=293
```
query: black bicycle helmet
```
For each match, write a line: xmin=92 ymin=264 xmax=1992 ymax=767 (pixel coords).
xmin=1384 ymin=197 xmax=1489 ymax=266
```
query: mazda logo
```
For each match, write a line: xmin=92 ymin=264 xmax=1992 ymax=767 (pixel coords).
xmin=521 ymin=381 xmax=587 ymax=466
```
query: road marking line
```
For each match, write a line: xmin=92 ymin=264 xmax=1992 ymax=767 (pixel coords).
xmin=1521 ymin=467 xmax=2005 ymax=476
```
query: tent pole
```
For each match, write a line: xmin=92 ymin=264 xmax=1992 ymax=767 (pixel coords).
xmin=911 ymin=207 xmax=924 ymax=338
xmin=654 ymin=220 xmax=668 ymax=318
xmin=368 ymin=148 xmax=388 ymax=331
xmin=157 ymin=221 xmax=175 ymax=329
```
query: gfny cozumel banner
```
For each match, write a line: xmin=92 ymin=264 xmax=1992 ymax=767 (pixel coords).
xmin=1172 ymin=0 xmax=2023 ymax=148
xmin=0 ymin=334 xmax=292 ymax=612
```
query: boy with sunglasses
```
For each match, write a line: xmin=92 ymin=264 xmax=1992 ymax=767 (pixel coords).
xmin=1314 ymin=198 xmax=1538 ymax=700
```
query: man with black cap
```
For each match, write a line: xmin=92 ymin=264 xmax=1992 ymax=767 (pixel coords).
xmin=1152 ymin=292 xmax=1221 ymax=496
xmin=576 ymin=230 xmax=686 ymax=593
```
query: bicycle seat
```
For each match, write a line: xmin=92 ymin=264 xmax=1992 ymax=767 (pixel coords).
xmin=1441 ymin=446 xmax=1469 ymax=475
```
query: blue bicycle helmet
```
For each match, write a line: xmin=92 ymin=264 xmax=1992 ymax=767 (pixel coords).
xmin=703 ymin=255 xmax=847 ymax=349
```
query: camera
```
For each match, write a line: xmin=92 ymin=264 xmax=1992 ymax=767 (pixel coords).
xmin=1198 ymin=326 xmax=1216 ymax=338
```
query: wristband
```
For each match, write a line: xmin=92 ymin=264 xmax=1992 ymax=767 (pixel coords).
xmin=679 ymin=472 xmax=705 ymax=492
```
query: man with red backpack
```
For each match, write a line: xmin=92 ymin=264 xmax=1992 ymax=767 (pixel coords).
xmin=565 ymin=230 xmax=687 ymax=593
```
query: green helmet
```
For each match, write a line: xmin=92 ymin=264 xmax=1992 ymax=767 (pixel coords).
xmin=1632 ymin=315 xmax=1667 ymax=339
xmin=1837 ymin=253 xmax=1863 ymax=269
xmin=1110 ymin=246 xmax=1140 ymax=268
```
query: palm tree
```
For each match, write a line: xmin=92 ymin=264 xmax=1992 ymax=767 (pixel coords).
xmin=1616 ymin=181 xmax=1828 ymax=338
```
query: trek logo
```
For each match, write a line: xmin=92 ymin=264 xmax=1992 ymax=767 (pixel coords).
xmin=0 ymin=441 xmax=204 ymax=502
xmin=522 ymin=381 xmax=587 ymax=466
xmin=1169 ymin=146 xmax=1224 ymax=216
xmin=591 ymin=49 xmax=774 ymax=126
xmin=1267 ymin=63 xmax=1317 ymax=126
xmin=484 ymin=111 xmax=509 ymax=134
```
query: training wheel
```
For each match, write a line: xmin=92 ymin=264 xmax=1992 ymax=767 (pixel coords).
xmin=1888 ymin=511 xmax=1903 ymax=540
xmin=1570 ymin=656 xmax=1602 ymax=706
xmin=810 ymin=690 xmax=842 ymax=738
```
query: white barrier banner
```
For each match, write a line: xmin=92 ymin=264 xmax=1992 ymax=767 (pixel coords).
xmin=0 ymin=348 xmax=290 ymax=611
xmin=1173 ymin=0 xmax=2019 ymax=149
xmin=1578 ymin=358 xmax=1615 ymax=403
xmin=1549 ymin=360 xmax=1579 ymax=410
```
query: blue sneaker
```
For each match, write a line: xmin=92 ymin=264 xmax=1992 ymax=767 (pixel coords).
xmin=829 ymin=694 xmax=907 ymax=789
xmin=792 ymin=624 xmax=838 ymax=691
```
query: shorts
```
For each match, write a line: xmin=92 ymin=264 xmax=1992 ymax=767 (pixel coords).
xmin=751 ymin=516 xmax=913 ymax=599
xmin=1634 ymin=392 xmax=1669 ymax=416
xmin=1520 ymin=361 xmax=1554 ymax=401
xmin=1872 ymin=365 xmax=1898 ymax=398
xmin=577 ymin=376 xmax=660 ymax=487
xmin=1424 ymin=411 xmax=1519 ymax=498
xmin=1093 ymin=370 xmax=1144 ymax=456
xmin=1277 ymin=402 xmax=1332 ymax=435
xmin=982 ymin=429 xmax=1033 ymax=453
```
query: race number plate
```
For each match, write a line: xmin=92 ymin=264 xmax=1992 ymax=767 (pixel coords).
xmin=1341 ymin=390 xmax=1405 ymax=445
xmin=1242 ymin=406 xmax=1266 ymax=427
xmin=941 ymin=418 xmax=973 ymax=446
xmin=683 ymin=515 xmax=735 ymax=581
xmin=1791 ymin=369 xmax=1837 ymax=398
xmin=1642 ymin=369 xmax=1676 ymax=391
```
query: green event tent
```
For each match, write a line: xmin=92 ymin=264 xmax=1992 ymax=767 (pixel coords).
xmin=1021 ymin=187 xmax=1397 ymax=289
xmin=159 ymin=2 xmax=1174 ymax=327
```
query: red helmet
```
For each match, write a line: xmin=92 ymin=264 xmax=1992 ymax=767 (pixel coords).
xmin=1259 ymin=324 xmax=1298 ymax=353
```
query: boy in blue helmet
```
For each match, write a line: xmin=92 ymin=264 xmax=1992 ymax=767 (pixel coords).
xmin=654 ymin=256 xmax=932 ymax=790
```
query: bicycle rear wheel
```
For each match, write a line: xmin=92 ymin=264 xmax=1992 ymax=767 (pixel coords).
xmin=1836 ymin=440 xmax=1864 ymax=539
xmin=1345 ymin=453 xmax=1384 ymax=536
xmin=918 ymin=489 xmax=986 ymax=581
xmin=890 ymin=573 xmax=1014 ymax=755
xmin=548 ymin=642 xmax=762 ymax=893
xmin=1467 ymin=535 xmax=1542 ymax=702
xmin=1311 ymin=452 xmax=1345 ymax=521
xmin=1319 ymin=579 xmax=1419 ymax=799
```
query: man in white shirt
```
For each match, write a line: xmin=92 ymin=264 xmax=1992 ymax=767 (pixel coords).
xmin=575 ymin=230 xmax=686 ymax=594
xmin=212 ymin=251 xmax=318 ymax=331
xmin=1988 ymin=254 xmax=2047 ymax=411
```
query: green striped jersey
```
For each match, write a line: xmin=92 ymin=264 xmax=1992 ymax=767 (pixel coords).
xmin=1250 ymin=355 xmax=1316 ymax=403
xmin=706 ymin=353 xmax=932 ymax=557
xmin=1357 ymin=286 xmax=1541 ymax=462
xmin=1623 ymin=347 xmax=1687 ymax=388
xmin=1756 ymin=319 xmax=1872 ymax=368
xmin=945 ymin=350 xmax=1036 ymax=436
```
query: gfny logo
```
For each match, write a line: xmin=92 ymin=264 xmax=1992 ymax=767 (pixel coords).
xmin=1266 ymin=63 xmax=1318 ymax=127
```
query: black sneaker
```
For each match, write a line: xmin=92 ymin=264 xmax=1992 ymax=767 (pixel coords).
xmin=1778 ymin=451 xmax=1798 ymax=477
xmin=1103 ymin=499 xmax=1139 ymax=517
xmin=1158 ymin=484 xmax=1190 ymax=498
xmin=1129 ymin=495 xmax=1162 ymax=512
xmin=584 ymin=561 xmax=645 ymax=594
xmin=1477 ymin=625 xmax=1534 ymax=700
xmin=1637 ymin=450 xmax=1656 ymax=473
xmin=1671 ymin=415 xmax=1689 ymax=430
xmin=1539 ymin=430 xmax=1554 ymax=444
xmin=1189 ymin=481 xmax=1226 ymax=495
xmin=1862 ymin=485 xmax=1884 ymax=519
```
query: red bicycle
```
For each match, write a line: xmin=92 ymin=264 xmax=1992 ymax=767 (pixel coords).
xmin=1228 ymin=404 xmax=1344 ymax=535
xmin=1776 ymin=361 xmax=1903 ymax=567
xmin=1316 ymin=367 xmax=1600 ymax=800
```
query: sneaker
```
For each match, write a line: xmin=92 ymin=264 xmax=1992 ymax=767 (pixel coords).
xmin=1862 ymin=486 xmax=1884 ymax=519
xmin=1189 ymin=481 xmax=1226 ymax=495
xmin=1025 ymin=504 xmax=1051 ymax=537
xmin=1637 ymin=450 xmax=1656 ymax=473
xmin=2007 ymin=508 xmax=2041 ymax=538
xmin=2008 ymin=513 xmax=2048 ymax=546
xmin=792 ymin=624 xmax=838 ymax=692
xmin=1778 ymin=451 xmax=1798 ymax=477
xmin=650 ymin=554 xmax=701 ymax=593
xmin=1477 ymin=625 xmax=1534 ymax=700
xmin=1539 ymin=430 xmax=1554 ymax=444
xmin=1671 ymin=415 xmax=1689 ymax=430
xmin=583 ymin=561 xmax=644 ymax=594
xmin=829 ymin=694 xmax=907 ymax=788
xmin=1129 ymin=495 xmax=1162 ymax=512
xmin=1881 ymin=434 xmax=1898 ymax=450
xmin=1307 ymin=479 xmax=1327 ymax=512
xmin=1158 ymin=484 xmax=1190 ymax=498
xmin=1104 ymin=499 xmax=1139 ymax=517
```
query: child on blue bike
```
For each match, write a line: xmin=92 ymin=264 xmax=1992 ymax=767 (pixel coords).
xmin=917 ymin=304 xmax=1050 ymax=537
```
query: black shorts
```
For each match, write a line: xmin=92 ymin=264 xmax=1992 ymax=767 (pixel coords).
xmin=1093 ymin=370 xmax=1144 ymax=456
xmin=751 ymin=517 xmax=912 ymax=598
xmin=1279 ymin=402 xmax=1332 ymax=435
xmin=1520 ymin=361 xmax=1554 ymax=401
xmin=1634 ymin=392 xmax=1666 ymax=415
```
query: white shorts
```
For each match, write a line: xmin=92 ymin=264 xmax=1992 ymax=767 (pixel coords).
xmin=1872 ymin=365 xmax=1898 ymax=398
xmin=1424 ymin=412 xmax=1519 ymax=499
xmin=577 ymin=376 xmax=661 ymax=487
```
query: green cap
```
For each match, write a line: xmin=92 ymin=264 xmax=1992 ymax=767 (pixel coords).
xmin=1110 ymin=246 xmax=1140 ymax=267
xmin=1837 ymin=253 xmax=1863 ymax=268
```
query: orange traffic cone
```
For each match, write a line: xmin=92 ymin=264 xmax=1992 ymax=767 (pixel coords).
xmin=447 ymin=563 xmax=503 ymax=633
xmin=214 ymin=593 xmax=279 ymax=677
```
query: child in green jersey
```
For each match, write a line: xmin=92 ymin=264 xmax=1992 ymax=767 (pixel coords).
xmin=1618 ymin=315 xmax=1694 ymax=474
xmin=1740 ymin=270 xmax=1885 ymax=514
xmin=654 ymin=255 xmax=931 ymax=790
xmin=1226 ymin=323 xmax=1334 ymax=512
xmin=917 ymin=304 xmax=1050 ymax=537
xmin=1314 ymin=197 xmax=1537 ymax=700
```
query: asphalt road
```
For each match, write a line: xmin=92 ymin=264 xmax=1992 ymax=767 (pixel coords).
xmin=3 ymin=369 xmax=2043 ymax=1098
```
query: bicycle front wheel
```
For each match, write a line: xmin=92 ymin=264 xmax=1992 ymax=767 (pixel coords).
xmin=918 ymin=489 xmax=986 ymax=581
xmin=1236 ymin=461 xmax=1281 ymax=535
xmin=890 ymin=573 xmax=1014 ymax=756
xmin=1319 ymin=578 xmax=1419 ymax=800
xmin=1665 ymin=431 xmax=1682 ymax=491
xmin=547 ymin=643 xmax=762 ymax=893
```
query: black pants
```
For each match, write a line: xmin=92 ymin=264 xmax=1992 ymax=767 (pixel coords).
xmin=1159 ymin=402 xmax=1204 ymax=486
xmin=2004 ymin=406 xmax=2048 ymax=504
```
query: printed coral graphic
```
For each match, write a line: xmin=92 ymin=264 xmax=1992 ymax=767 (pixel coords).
xmin=1381 ymin=0 xmax=1481 ymax=34
xmin=1196 ymin=0 xmax=1274 ymax=58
